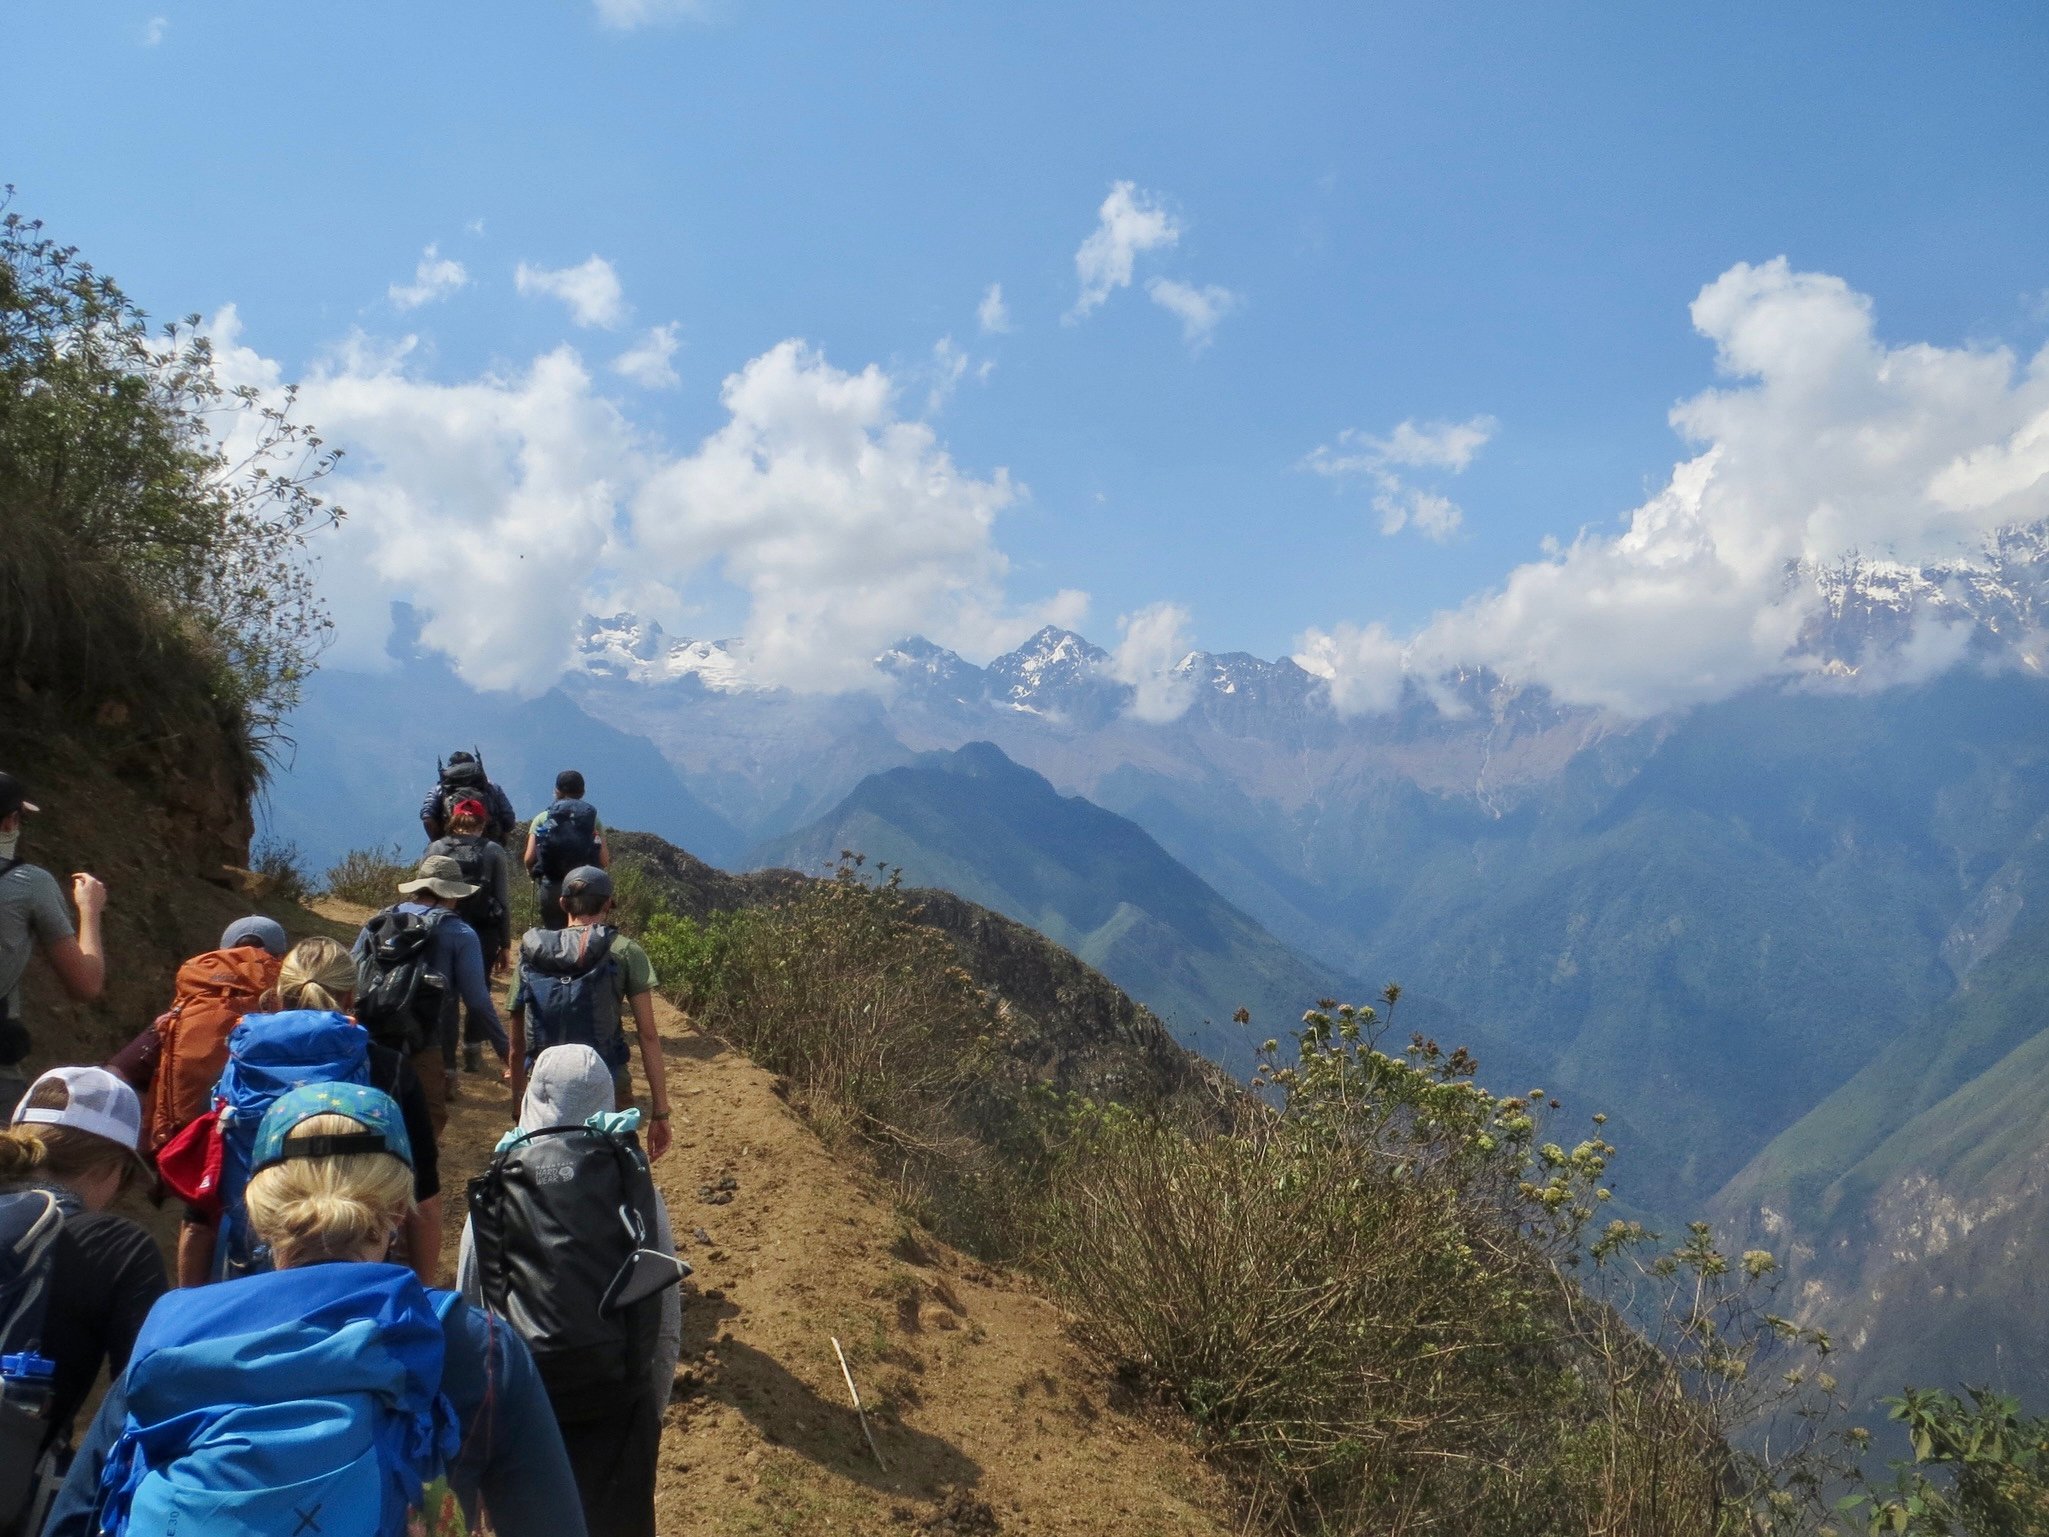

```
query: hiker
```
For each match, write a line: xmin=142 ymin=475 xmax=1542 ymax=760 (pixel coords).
xmin=352 ymin=853 xmax=510 ymax=1135
xmin=458 ymin=1045 xmax=682 ymax=1537
xmin=420 ymin=748 xmax=518 ymax=847
xmin=45 ymin=1083 xmax=588 ymax=1537
xmin=0 ymin=772 xmax=107 ymax=1113
xmin=104 ymin=914 xmax=288 ymax=1154
xmin=523 ymin=769 xmax=608 ymax=931
xmin=0 ymin=1068 xmax=164 ymax=1535
xmin=506 ymin=866 xmax=671 ymax=1162
xmin=425 ymin=795 xmax=513 ymax=1076
xmin=169 ymin=938 xmax=445 ymax=1288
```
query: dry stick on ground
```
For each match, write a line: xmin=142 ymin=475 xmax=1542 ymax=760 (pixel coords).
xmin=831 ymin=1335 xmax=890 ymax=1474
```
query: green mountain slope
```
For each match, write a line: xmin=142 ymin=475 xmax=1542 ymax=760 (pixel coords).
xmin=747 ymin=742 xmax=1347 ymax=1074
xmin=1710 ymin=812 xmax=2049 ymax=1412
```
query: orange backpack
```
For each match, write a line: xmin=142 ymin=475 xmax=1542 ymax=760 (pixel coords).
xmin=147 ymin=947 xmax=282 ymax=1152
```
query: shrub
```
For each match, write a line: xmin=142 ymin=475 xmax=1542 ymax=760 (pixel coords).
xmin=1038 ymin=1001 xmax=1846 ymax=1536
xmin=642 ymin=864 xmax=1039 ymax=1253
xmin=0 ymin=195 xmax=340 ymax=764
xmin=322 ymin=843 xmax=411 ymax=909
xmin=249 ymin=833 xmax=313 ymax=905
xmin=1843 ymin=1388 xmax=2049 ymax=1535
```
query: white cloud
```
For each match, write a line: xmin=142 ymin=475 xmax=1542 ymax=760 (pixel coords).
xmin=633 ymin=340 xmax=1048 ymax=691
xmin=515 ymin=255 xmax=627 ymax=329
xmin=613 ymin=323 xmax=681 ymax=389
xmin=1109 ymin=602 xmax=1199 ymax=722
xmin=1293 ymin=621 xmax=1407 ymax=716
xmin=388 ymin=244 xmax=470 ymax=311
xmin=1301 ymin=259 xmax=2049 ymax=715
xmin=1146 ymin=278 xmax=1240 ymax=352
xmin=978 ymin=283 xmax=1011 ymax=335
xmin=593 ymin=0 xmax=702 ymax=27
xmin=927 ymin=337 xmax=970 ymax=413
xmin=1069 ymin=182 xmax=1181 ymax=321
xmin=1305 ymin=414 xmax=1495 ymax=544
xmin=141 ymin=16 xmax=168 ymax=45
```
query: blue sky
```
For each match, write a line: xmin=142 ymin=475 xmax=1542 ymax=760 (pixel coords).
xmin=8 ymin=3 xmax=2049 ymax=705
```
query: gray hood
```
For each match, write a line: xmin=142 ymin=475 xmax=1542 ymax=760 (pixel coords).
xmin=519 ymin=1044 xmax=615 ymax=1132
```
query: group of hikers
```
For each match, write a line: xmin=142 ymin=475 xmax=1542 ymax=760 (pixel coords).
xmin=0 ymin=756 xmax=685 ymax=1537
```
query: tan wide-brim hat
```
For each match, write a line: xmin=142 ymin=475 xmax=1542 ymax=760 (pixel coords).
xmin=398 ymin=853 xmax=480 ymax=900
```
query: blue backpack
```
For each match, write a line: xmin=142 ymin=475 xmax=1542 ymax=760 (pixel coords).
xmin=211 ymin=1011 xmax=371 ymax=1281
xmin=530 ymin=799 xmax=600 ymax=881
xmin=93 ymin=1264 xmax=461 ymax=1537
xmin=517 ymin=926 xmax=626 ymax=1072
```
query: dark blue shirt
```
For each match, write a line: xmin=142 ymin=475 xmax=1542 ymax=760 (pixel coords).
xmin=44 ymin=1284 xmax=587 ymax=1537
xmin=353 ymin=903 xmax=508 ymax=1056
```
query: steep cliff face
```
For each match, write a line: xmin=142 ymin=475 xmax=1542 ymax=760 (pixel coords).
xmin=0 ymin=690 xmax=288 ymax=1068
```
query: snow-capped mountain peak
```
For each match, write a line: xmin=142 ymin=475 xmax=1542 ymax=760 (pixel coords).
xmin=575 ymin=615 xmax=768 ymax=693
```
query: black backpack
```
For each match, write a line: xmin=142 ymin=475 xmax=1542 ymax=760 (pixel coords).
xmin=530 ymin=799 xmax=600 ymax=882
xmin=439 ymin=836 xmax=503 ymax=940
xmin=0 ymin=1189 xmax=71 ymax=1535
xmin=518 ymin=926 xmax=624 ymax=1069
xmin=354 ymin=908 xmax=452 ymax=1057
xmin=466 ymin=1126 xmax=663 ymax=1419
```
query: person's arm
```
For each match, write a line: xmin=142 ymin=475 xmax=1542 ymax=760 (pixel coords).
xmin=477 ymin=1326 xmax=591 ymax=1537
xmin=421 ymin=785 xmax=447 ymax=843
xmin=630 ymin=989 xmax=670 ymax=1161
xmin=38 ymin=873 xmax=104 ymax=1001
xmin=455 ymin=1217 xmax=482 ymax=1306
xmin=447 ymin=927 xmax=509 ymax=1057
xmin=488 ymin=846 xmax=513 ymax=963
xmin=176 ymin=1219 xmax=216 ymax=1288
xmin=508 ymin=1005 xmax=528 ymax=1105
xmin=43 ymin=1378 xmax=128 ymax=1537
xmin=405 ymin=1196 xmax=442 ymax=1286
xmin=521 ymin=821 xmax=539 ymax=875
xmin=596 ymin=831 xmax=610 ymax=871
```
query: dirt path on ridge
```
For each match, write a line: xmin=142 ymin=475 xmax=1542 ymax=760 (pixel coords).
xmin=316 ymin=897 xmax=1233 ymax=1537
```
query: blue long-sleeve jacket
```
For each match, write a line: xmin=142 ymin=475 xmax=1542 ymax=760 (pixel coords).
xmin=42 ymin=1275 xmax=587 ymax=1537
xmin=353 ymin=904 xmax=509 ymax=1057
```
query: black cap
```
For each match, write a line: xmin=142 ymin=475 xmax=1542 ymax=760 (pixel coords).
xmin=0 ymin=773 xmax=38 ymax=820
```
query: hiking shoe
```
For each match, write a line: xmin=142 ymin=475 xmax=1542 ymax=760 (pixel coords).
xmin=464 ymin=1043 xmax=485 ymax=1074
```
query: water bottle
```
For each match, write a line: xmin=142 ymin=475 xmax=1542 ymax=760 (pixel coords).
xmin=0 ymin=1354 xmax=53 ymax=1419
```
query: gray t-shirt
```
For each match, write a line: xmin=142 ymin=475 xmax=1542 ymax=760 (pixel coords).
xmin=0 ymin=861 xmax=74 ymax=1021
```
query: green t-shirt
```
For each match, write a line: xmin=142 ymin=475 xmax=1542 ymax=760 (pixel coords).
xmin=507 ymin=927 xmax=655 ymax=1029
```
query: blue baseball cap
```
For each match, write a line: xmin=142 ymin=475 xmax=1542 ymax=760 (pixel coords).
xmin=252 ymin=1082 xmax=414 ymax=1175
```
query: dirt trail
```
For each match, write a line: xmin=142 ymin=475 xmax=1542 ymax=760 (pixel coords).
xmin=317 ymin=899 xmax=1232 ymax=1537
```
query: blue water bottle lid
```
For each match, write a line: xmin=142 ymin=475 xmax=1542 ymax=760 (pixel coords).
xmin=0 ymin=1353 xmax=55 ymax=1381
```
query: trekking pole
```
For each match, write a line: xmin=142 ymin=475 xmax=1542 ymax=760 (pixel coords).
xmin=830 ymin=1335 xmax=889 ymax=1474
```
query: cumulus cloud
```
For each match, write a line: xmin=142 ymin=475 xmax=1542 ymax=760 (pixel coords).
xmin=633 ymin=340 xmax=1047 ymax=691
xmin=388 ymin=245 xmax=469 ymax=311
xmin=1109 ymin=602 xmax=1199 ymax=722
xmin=1305 ymin=415 xmax=1495 ymax=543
xmin=1069 ymin=182 xmax=1181 ymax=320
xmin=141 ymin=16 xmax=168 ymax=45
xmin=1146 ymin=278 xmax=1240 ymax=352
xmin=205 ymin=298 xmax=1070 ymax=697
xmin=1300 ymin=259 xmax=2049 ymax=715
xmin=613 ymin=323 xmax=681 ymax=388
xmin=978 ymin=283 xmax=1011 ymax=334
xmin=515 ymin=255 xmax=627 ymax=328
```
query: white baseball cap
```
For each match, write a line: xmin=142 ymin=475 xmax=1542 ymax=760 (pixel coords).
xmin=12 ymin=1066 xmax=147 ymax=1161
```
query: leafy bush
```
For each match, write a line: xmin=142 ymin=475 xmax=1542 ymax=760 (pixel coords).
xmin=249 ymin=834 xmax=313 ymax=905
xmin=642 ymin=864 xmax=1043 ymax=1252
xmin=1039 ymin=1000 xmax=1846 ymax=1536
xmin=1842 ymin=1388 xmax=2049 ymax=1535
xmin=321 ymin=844 xmax=412 ymax=909
xmin=0 ymin=195 xmax=340 ymax=763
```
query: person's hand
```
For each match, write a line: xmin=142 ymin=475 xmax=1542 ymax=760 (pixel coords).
xmin=498 ymin=947 xmax=513 ymax=973
xmin=646 ymin=1115 xmax=672 ymax=1162
xmin=70 ymin=873 xmax=107 ymax=918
